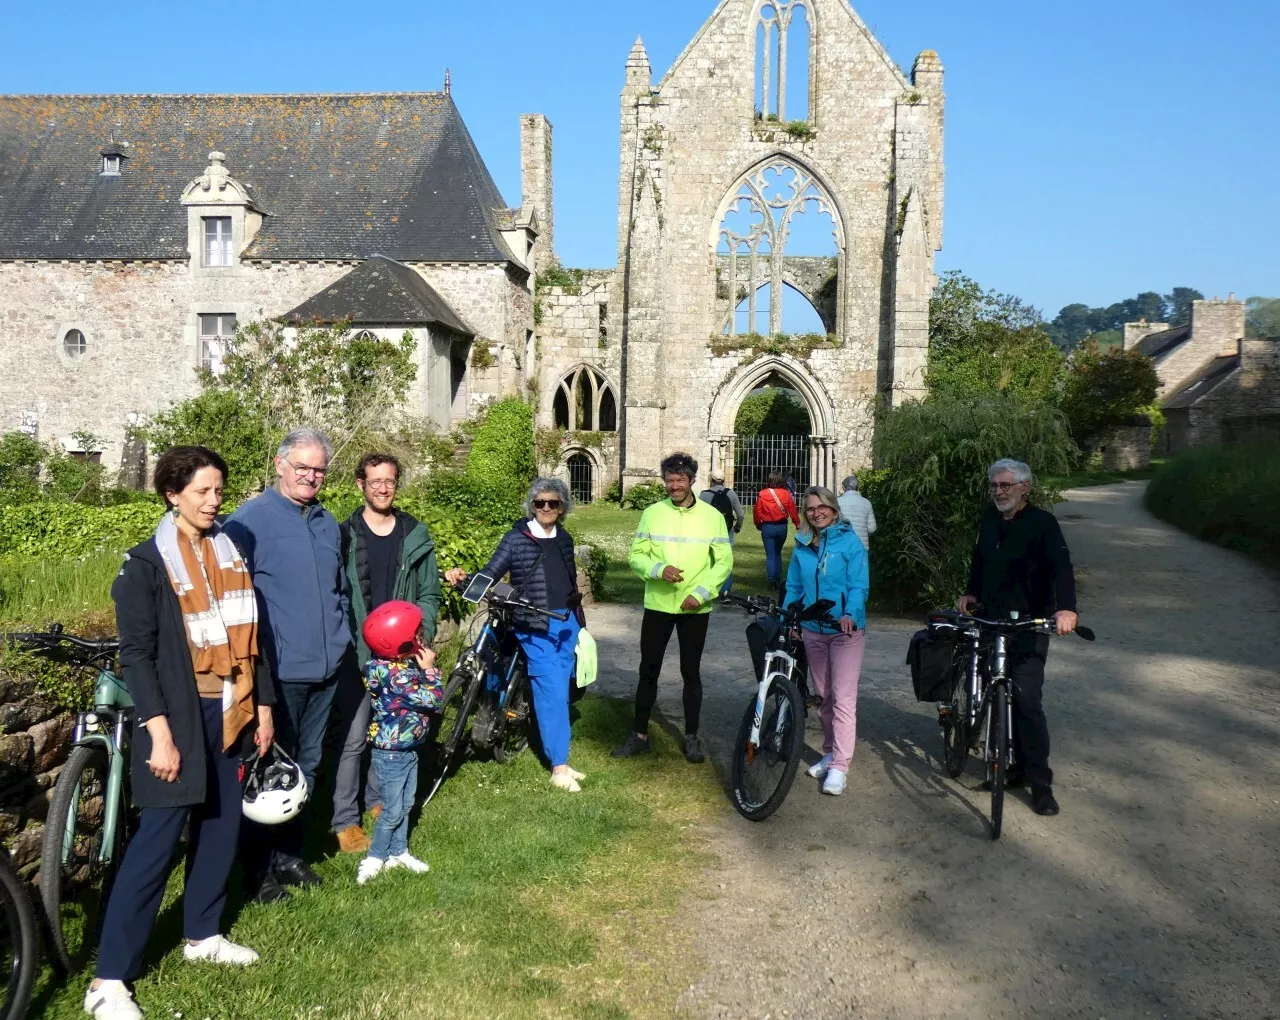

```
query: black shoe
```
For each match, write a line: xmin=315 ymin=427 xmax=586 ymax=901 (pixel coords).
xmin=1031 ymin=785 xmax=1060 ymax=816
xmin=273 ymin=858 xmax=323 ymax=888
xmin=611 ymin=733 xmax=652 ymax=758
xmin=248 ymin=872 xmax=291 ymax=905
xmin=683 ymin=734 xmax=706 ymax=764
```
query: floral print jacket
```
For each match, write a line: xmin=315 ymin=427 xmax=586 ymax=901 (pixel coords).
xmin=364 ymin=657 xmax=445 ymax=751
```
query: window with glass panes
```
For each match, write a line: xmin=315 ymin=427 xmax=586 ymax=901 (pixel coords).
xmin=202 ymin=217 xmax=233 ymax=266
xmin=199 ymin=313 xmax=236 ymax=372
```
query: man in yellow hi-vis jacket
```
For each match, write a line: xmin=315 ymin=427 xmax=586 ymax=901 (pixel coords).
xmin=612 ymin=452 xmax=733 ymax=763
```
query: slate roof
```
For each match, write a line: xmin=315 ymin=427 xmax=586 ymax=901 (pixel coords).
xmin=1132 ymin=323 xmax=1190 ymax=360
xmin=282 ymin=256 xmax=473 ymax=335
xmin=1162 ymin=354 xmax=1239 ymax=410
xmin=0 ymin=93 xmax=517 ymax=263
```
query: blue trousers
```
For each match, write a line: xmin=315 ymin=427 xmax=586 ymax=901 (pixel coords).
xmin=96 ymin=697 xmax=242 ymax=981
xmin=760 ymin=521 xmax=789 ymax=587
xmin=368 ymin=748 xmax=418 ymax=860
xmin=517 ymin=615 xmax=580 ymax=768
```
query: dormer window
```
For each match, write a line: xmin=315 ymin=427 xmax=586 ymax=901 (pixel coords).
xmin=202 ymin=217 xmax=233 ymax=267
xmin=100 ymin=150 xmax=123 ymax=176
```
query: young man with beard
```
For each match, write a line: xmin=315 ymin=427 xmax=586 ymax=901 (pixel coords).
xmin=331 ymin=453 xmax=441 ymax=853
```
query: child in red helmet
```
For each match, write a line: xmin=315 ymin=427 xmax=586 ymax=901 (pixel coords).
xmin=357 ymin=600 xmax=444 ymax=885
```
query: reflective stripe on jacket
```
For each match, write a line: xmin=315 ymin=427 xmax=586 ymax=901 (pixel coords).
xmin=629 ymin=498 xmax=732 ymax=614
xmin=784 ymin=520 xmax=868 ymax=632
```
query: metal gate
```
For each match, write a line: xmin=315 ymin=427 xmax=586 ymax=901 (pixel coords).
xmin=566 ymin=453 xmax=594 ymax=504
xmin=730 ymin=435 xmax=811 ymax=506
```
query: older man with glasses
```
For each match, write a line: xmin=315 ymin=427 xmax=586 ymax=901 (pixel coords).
xmin=224 ymin=428 xmax=354 ymax=903
xmin=957 ymin=458 xmax=1078 ymax=818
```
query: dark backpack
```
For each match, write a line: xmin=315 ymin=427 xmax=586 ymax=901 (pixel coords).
xmin=906 ymin=628 xmax=959 ymax=702
xmin=709 ymin=488 xmax=736 ymax=534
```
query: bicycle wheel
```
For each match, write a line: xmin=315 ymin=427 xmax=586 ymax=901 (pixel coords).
xmin=423 ymin=668 xmax=482 ymax=802
xmin=730 ymin=677 xmax=805 ymax=822
xmin=492 ymin=664 xmax=531 ymax=764
xmin=940 ymin=670 xmax=969 ymax=779
xmin=0 ymin=854 xmax=38 ymax=1020
xmin=987 ymin=684 xmax=1009 ymax=841
xmin=41 ymin=743 xmax=122 ymax=973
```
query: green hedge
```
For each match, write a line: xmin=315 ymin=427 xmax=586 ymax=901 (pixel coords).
xmin=466 ymin=400 xmax=536 ymax=493
xmin=621 ymin=481 xmax=667 ymax=511
xmin=1144 ymin=439 xmax=1280 ymax=567
xmin=0 ymin=501 xmax=164 ymax=557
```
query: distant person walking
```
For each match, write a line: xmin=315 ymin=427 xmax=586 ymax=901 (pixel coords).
xmin=837 ymin=475 xmax=877 ymax=553
xmin=698 ymin=468 xmax=744 ymax=593
xmin=753 ymin=471 xmax=800 ymax=590
xmin=613 ymin=452 xmax=732 ymax=764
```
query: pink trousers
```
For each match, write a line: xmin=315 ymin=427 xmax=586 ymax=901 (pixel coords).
xmin=802 ymin=629 xmax=866 ymax=772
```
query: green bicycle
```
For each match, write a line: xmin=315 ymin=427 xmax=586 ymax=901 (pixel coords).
xmin=10 ymin=627 xmax=131 ymax=974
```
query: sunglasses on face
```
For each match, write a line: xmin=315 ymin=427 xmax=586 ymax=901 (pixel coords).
xmin=532 ymin=499 xmax=563 ymax=510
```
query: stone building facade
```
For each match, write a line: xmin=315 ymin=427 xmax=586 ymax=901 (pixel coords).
xmin=534 ymin=0 xmax=944 ymax=498
xmin=0 ymin=93 xmax=541 ymax=469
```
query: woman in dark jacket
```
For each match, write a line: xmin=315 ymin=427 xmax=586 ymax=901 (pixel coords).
xmin=84 ymin=447 xmax=275 ymax=1020
xmin=445 ymin=477 xmax=585 ymax=791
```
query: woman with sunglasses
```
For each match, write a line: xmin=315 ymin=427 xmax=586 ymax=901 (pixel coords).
xmin=444 ymin=477 xmax=587 ymax=791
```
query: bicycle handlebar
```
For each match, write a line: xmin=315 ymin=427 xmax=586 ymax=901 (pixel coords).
xmin=449 ymin=577 xmax=570 ymax=622
xmin=930 ymin=609 xmax=1095 ymax=642
xmin=718 ymin=592 xmax=845 ymax=631
xmin=2 ymin=629 xmax=120 ymax=661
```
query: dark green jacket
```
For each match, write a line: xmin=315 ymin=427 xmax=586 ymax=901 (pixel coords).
xmin=341 ymin=508 xmax=441 ymax=666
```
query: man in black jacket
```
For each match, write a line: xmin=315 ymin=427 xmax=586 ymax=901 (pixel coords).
xmin=958 ymin=458 xmax=1078 ymax=817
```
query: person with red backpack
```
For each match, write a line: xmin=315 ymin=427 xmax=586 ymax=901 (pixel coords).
xmin=698 ymin=469 xmax=743 ymax=593
xmin=753 ymin=471 xmax=800 ymax=590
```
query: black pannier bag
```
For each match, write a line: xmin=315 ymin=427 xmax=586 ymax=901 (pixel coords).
xmin=906 ymin=627 xmax=958 ymax=702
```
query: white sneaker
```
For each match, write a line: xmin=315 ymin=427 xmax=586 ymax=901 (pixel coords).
xmin=806 ymin=754 xmax=833 ymax=780
xmin=822 ymin=768 xmax=847 ymax=796
xmin=357 ymin=856 xmax=385 ymax=885
xmin=387 ymin=852 xmax=430 ymax=874
xmin=566 ymin=767 xmax=586 ymax=781
xmin=550 ymin=772 xmax=581 ymax=792
xmin=83 ymin=980 xmax=143 ymax=1019
xmin=182 ymin=934 xmax=259 ymax=966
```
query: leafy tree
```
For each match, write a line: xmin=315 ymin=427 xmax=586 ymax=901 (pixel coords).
xmin=1246 ymin=297 xmax=1280 ymax=338
xmin=927 ymin=272 xmax=1065 ymax=404
xmin=1165 ymin=287 xmax=1204 ymax=327
xmin=1046 ymin=303 xmax=1094 ymax=348
xmin=144 ymin=319 xmax=420 ymax=497
xmin=734 ymin=389 xmax=811 ymax=436
xmin=1059 ymin=340 xmax=1160 ymax=448
xmin=466 ymin=400 xmax=536 ymax=493
xmin=0 ymin=432 xmax=45 ymax=504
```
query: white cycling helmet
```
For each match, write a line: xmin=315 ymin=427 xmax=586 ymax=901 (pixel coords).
xmin=242 ymin=745 xmax=309 ymax=826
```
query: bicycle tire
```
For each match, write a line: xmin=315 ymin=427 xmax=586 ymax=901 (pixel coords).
xmin=423 ymin=667 xmax=482 ymax=802
xmin=40 ymin=743 xmax=122 ymax=973
xmin=0 ymin=854 xmax=38 ymax=1020
xmin=940 ymin=670 xmax=969 ymax=779
xmin=729 ymin=677 xmax=804 ymax=822
xmin=988 ymin=684 xmax=1008 ymax=841
xmin=492 ymin=663 xmax=531 ymax=764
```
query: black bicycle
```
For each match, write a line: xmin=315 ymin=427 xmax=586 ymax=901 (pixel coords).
xmin=720 ymin=592 xmax=838 ymax=821
xmin=425 ymin=574 xmax=566 ymax=802
xmin=928 ymin=610 xmax=1094 ymax=839
xmin=0 ymin=847 xmax=38 ymax=1020
xmin=4 ymin=626 xmax=130 ymax=973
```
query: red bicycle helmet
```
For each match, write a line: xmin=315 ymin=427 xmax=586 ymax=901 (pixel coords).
xmin=362 ymin=600 xmax=424 ymax=659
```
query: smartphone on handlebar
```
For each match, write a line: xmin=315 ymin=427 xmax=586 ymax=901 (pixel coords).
xmin=461 ymin=572 xmax=496 ymax=604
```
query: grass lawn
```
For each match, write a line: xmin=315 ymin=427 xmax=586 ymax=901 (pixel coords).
xmin=1043 ymin=459 xmax=1165 ymax=491
xmin=0 ymin=549 xmax=120 ymax=633
xmin=571 ymin=503 xmax=793 ymax=605
xmin=33 ymin=696 xmax=724 ymax=1020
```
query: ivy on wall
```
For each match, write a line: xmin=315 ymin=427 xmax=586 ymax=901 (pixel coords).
xmin=707 ymin=332 xmax=840 ymax=360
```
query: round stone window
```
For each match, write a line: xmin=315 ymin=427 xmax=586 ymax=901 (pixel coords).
xmin=62 ymin=329 xmax=87 ymax=360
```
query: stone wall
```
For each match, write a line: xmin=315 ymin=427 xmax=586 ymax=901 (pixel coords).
xmin=0 ymin=670 xmax=76 ymax=881
xmin=1174 ymin=340 xmax=1280 ymax=450
xmin=1155 ymin=298 xmax=1247 ymax=398
xmin=0 ymin=257 xmax=526 ymax=467
xmin=1096 ymin=423 xmax=1152 ymax=471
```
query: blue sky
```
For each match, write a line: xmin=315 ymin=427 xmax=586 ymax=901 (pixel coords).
xmin=3 ymin=0 xmax=1276 ymax=317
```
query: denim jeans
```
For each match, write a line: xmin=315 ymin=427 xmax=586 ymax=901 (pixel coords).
xmin=760 ymin=521 xmax=789 ymax=587
xmin=368 ymin=748 xmax=418 ymax=860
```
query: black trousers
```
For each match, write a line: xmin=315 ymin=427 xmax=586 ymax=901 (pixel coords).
xmin=96 ymin=697 xmax=242 ymax=981
xmin=633 ymin=609 xmax=711 ymax=735
xmin=1009 ymin=633 xmax=1052 ymax=788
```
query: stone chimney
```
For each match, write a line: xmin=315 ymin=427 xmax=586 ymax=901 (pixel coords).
xmin=1191 ymin=296 xmax=1247 ymax=357
xmin=1123 ymin=319 xmax=1170 ymax=350
xmin=520 ymin=114 xmax=554 ymax=276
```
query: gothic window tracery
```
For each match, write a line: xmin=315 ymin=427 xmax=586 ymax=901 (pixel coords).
xmin=553 ymin=365 xmax=617 ymax=432
xmin=755 ymin=0 xmax=811 ymax=123
xmin=717 ymin=159 xmax=838 ymax=337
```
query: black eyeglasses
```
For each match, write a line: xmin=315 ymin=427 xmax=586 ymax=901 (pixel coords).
xmin=532 ymin=499 xmax=563 ymax=510
xmin=989 ymin=481 xmax=1023 ymax=492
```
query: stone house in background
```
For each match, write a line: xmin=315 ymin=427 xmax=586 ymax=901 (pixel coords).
xmin=0 ymin=92 xmax=543 ymax=471
xmin=535 ymin=0 xmax=944 ymax=501
xmin=1123 ymin=297 xmax=1280 ymax=454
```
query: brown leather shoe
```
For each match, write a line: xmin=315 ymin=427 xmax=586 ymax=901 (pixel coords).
xmin=368 ymin=804 xmax=383 ymax=823
xmin=336 ymin=824 xmax=371 ymax=854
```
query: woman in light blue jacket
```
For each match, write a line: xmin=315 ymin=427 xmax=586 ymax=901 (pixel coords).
xmin=784 ymin=485 xmax=868 ymax=795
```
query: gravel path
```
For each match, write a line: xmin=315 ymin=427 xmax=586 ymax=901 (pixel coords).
xmin=588 ymin=482 xmax=1280 ymax=1020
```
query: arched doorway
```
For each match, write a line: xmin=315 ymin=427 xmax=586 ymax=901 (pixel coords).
xmin=566 ymin=452 xmax=594 ymax=505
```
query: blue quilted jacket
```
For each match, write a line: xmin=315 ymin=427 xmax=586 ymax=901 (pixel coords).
xmin=477 ymin=520 xmax=582 ymax=632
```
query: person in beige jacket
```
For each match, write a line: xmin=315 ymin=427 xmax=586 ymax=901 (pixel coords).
xmin=837 ymin=475 xmax=877 ymax=552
